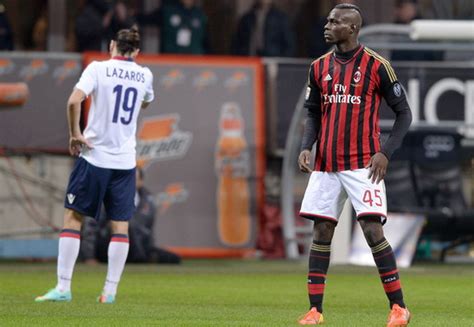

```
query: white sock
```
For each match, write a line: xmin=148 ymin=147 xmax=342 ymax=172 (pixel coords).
xmin=104 ymin=234 xmax=129 ymax=296
xmin=56 ymin=229 xmax=81 ymax=292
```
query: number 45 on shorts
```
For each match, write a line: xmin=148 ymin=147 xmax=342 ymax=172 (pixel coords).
xmin=362 ymin=189 xmax=383 ymax=207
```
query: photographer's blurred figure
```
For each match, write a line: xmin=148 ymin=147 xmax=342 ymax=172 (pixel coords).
xmin=81 ymin=168 xmax=181 ymax=265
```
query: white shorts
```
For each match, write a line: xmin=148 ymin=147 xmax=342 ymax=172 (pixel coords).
xmin=299 ymin=168 xmax=387 ymax=223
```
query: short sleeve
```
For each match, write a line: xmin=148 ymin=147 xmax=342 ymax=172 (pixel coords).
xmin=75 ymin=61 xmax=98 ymax=96
xmin=143 ymin=68 xmax=154 ymax=103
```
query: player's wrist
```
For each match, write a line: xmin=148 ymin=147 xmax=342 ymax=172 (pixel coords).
xmin=69 ymin=129 xmax=82 ymax=138
xmin=377 ymin=151 xmax=390 ymax=161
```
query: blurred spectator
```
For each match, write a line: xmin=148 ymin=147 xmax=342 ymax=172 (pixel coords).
xmin=75 ymin=0 xmax=111 ymax=52
xmin=31 ymin=5 xmax=48 ymax=51
xmin=391 ymin=0 xmax=443 ymax=61
xmin=137 ymin=0 xmax=210 ymax=54
xmin=231 ymin=0 xmax=295 ymax=57
xmin=306 ymin=16 xmax=330 ymax=58
xmin=0 ymin=4 xmax=13 ymax=50
xmin=105 ymin=1 xmax=136 ymax=43
xmin=80 ymin=168 xmax=181 ymax=265
xmin=431 ymin=0 xmax=474 ymax=19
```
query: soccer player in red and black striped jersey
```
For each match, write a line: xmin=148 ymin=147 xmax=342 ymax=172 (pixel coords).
xmin=297 ymin=4 xmax=412 ymax=327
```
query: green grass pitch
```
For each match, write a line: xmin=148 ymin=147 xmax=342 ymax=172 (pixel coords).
xmin=0 ymin=260 xmax=472 ymax=326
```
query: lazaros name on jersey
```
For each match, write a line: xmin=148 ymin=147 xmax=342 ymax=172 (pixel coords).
xmin=106 ymin=67 xmax=146 ymax=83
xmin=323 ymin=83 xmax=361 ymax=105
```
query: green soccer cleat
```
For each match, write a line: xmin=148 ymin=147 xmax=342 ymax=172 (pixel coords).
xmin=97 ymin=293 xmax=115 ymax=304
xmin=35 ymin=288 xmax=72 ymax=302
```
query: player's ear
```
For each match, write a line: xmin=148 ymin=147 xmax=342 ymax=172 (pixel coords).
xmin=109 ymin=40 xmax=115 ymax=53
xmin=132 ymin=48 xmax=140 ymax=58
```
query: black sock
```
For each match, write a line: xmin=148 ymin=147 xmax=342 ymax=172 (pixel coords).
xmin=307 ymin=240 xmax=331 ymax=313
xmin=369 ymin=237 xmax=405 ymax=309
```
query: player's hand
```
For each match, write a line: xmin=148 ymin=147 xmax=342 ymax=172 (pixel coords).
xmin=366 ymin=152 xmax=388 ymax=184
xmin=69 ymin=134 xmax=93 ymax=156
xmin=298 ymin=150 xmax=313 ymax=173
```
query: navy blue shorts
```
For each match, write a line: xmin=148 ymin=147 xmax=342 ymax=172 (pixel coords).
xmin=64 ymin=158 xmax=136 ymax=221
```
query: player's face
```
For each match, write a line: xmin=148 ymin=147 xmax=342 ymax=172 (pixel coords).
xmin=324 ymin=9 xmax=353 ymax=44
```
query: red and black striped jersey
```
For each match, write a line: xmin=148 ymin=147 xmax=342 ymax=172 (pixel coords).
xmin=303 ymin=45 xmax=406 ymax=172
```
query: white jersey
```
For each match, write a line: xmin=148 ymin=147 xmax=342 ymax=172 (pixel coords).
xmin=75 ymin=57 xmax=154 ymax=169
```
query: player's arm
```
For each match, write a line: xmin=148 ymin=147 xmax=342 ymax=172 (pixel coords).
xmin=67 ymin=88 xmax=92 ymax=156
xmin=299 ymin=63 xmax=322 ymax=173
xmin=367 ymin=63 xmax=412 ymax=183
xmin=378 ymin=64 xmax=412 ymax=160
xmin=141 ymin=69 xmax=155 ymax=110
xmin=68 ymin=62 xmax=97 ymax=156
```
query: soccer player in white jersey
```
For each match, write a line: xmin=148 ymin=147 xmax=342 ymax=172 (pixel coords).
xmin=35 ymin=26 xmax=154 ymax=304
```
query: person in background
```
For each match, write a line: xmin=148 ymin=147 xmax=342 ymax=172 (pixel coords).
xmin=136 ymin=0 xmax=210 ymax=54
xmin=0 ymin=4 xmax=13 ymax=50
xmin=431 ymin=0 xmax=474 ymax=19
xmin=80 ymin=168 xmax=181 ymax=265
xmin=232 ymin=0 xmax=295 ymax=57
xmin=391 ymin=0 xmax=443 ymax=61
xmin=104 ymin=1 xmax=136 ymax=44
xmin=75 ymin=0 xmax=111 ymax=52
xmin=31 ymin=5 xmax=48 ymax=51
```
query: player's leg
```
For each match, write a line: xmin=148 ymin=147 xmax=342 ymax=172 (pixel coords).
xmin=339 ymin=168 xmax=410 ymax=326
xmin=36 ymin=158 xmax=107 ymax=303
xmin=98 ymin=220 xmax=130 ymax=303
xmin=56 ymin=210 xmax=84 ymax=293
xmin=98 ymin=167 xmax=135 ymax=303
xmin=359 ymin=217 xmax=410 ymax=326
xmin=298 ymin=171 xmax=347 ymax=325
xmin=308 ymin=220 xmax=336 ymax=312
xmin=35 ymin=209 xmax=83 ymax=302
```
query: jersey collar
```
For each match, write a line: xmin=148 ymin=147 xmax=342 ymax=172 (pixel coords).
xmin=112 ymin=56 xmax=134 ymax=62
xmin=333 ymin=44 xmax=363 ymax=64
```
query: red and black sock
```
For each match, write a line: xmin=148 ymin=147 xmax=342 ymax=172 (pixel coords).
xmin=307 ymin=240 xmax=331 ymax=313
xmin=370 ymin=237 xmax=405 ymax=309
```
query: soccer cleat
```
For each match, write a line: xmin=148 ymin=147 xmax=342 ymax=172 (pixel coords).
xmin=35 ymin=288 xmax=72 ymax=302
xmin=97 ymin=293 xmax=115 ymax=304
xmin=387 ymin=304 xmax=411 ymax=327
xmin=298 ymin=307 xmax=324 ymax=325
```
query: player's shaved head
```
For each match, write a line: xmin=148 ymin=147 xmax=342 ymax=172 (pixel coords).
xmin=334 ymin=3 xmax=363 ymax=31
xmin=324 ymin=3 xmax=363 ymax=50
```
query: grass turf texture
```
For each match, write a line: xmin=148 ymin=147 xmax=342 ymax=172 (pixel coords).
xmin=0 ymin=260 xmax=472 ymax=326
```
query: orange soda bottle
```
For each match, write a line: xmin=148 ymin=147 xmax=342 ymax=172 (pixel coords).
xmin=215 ymin=103 xmax=251 ymax=246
